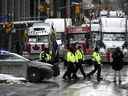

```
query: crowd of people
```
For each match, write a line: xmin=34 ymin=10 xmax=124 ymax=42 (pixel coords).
xmin=39 ymin=45 xmax=126 ymax=84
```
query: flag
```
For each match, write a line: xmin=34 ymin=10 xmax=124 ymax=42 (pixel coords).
xmin=49 ymin=25 xmax=59 ymax=62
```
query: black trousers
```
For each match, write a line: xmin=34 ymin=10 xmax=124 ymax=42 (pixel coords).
xmin=63 ymin=62 xmax=75 ymax=80
xmin=88 ymin=61 xmax=101 ymax=80
xmin=74 ymin=61 xmax=86 ymax=78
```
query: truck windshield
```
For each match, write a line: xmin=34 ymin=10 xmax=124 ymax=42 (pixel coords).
xmin=103 ymin=33 xmax=125 ymax=41
xmin=29 ymin=35 xmax=49 ymax=43
xmin=69 ymin=34 xmax=86 ymax=43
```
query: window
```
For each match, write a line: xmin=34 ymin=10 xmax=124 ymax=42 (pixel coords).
xmin=28 ymin=35 xmax=49 ymax=43
xmin=103 ymin=33 xmax=125 ymax=41
xmin=37 ymin=35 xmax=49 ymax=43
xmin=69 ymin=34 xmax=86 ymax=42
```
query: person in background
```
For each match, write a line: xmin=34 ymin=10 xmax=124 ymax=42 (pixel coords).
xmin=112 ymin=47 xmax=124 ymax=85
xmin=122 ymin=46 xmax=128 ymax=56
xmin=106 ymin=48 xmax=112 ymax=64
xmin=15 ymin=41 xmax=21 ymax=55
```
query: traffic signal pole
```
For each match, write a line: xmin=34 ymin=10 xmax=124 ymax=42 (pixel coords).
xmin=66 ymin=0 xmax=71 ymax=18
xmin=8 ymin=33 xmax=12 ymax=51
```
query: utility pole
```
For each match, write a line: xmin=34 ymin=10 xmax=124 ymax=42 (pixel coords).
xmin=49 ymin=0 xmax=54 ymax=17
xmin=66 ymin=0 xmax=71 ymax=18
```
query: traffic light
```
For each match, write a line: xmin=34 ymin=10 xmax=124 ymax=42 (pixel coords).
xmin=3 ymin=22 xmax=13 ymax=33
xmin=75 ymin=4 xmax=80 ymax=15
xmin=38 ymin=2 xmax=48 ymax=13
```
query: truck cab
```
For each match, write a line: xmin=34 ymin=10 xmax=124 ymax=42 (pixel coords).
xmin=63 ymin=25 xmax=93 ymax=62
xmin=26 ymin=23 xmax=51 ymax=58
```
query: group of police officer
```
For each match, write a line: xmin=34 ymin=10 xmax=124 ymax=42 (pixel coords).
xmin=62 ymin=45 xmax=103 ymax=82
xmin=39 ymin=45 xmax=103 ymax=82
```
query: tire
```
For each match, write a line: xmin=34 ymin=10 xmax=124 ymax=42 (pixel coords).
xmin=27 ymin=67 xmax=41 ymax=83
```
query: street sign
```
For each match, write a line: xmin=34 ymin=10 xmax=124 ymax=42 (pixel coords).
xmin=0 ymin=16 xmax=8 ymax=22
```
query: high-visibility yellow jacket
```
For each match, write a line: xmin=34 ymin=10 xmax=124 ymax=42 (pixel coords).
xmin=39 ymin=51 xmax=52 ymax=62
xmin=46 ymin=53 xmax=52 ymax=62
xmin=39 ymin=51 xmax=46 ymax=61
xmin=66 ymin=51 xmax=76 ymax=63
xmin=75 ymin=49 xmax=85 ymax=62
xmin=92 ymin=51 xmax=102 ymax=64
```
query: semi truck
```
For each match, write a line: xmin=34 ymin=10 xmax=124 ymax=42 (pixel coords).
xmin=97 ymin=17 xmax=127 ymax=63
xmin=62 ymin=25 xmax=93 ymax=62
xmin=26 ymin=23 xmax=51 ymax=58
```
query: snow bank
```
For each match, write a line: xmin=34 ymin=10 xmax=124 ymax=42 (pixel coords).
xmin=0 ymin=74 xmax=26 ymax=84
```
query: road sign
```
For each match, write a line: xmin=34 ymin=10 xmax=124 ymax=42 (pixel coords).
xmin=0 ymin=16 xmax=8 ymax=22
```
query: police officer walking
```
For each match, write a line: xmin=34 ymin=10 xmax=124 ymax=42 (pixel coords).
xmin=87 ymin=47 xmax=103 ymax=81
xmin=112 ymin=47 xmax=124 ymax=84
xmin=74 ymin=46 xmax=86 ymax=79
xmin=63 ymin=46 xmax=76 ymax=80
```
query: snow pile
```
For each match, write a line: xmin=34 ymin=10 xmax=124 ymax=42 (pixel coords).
xmin=0 ymin=74 xmax=26 ymax=84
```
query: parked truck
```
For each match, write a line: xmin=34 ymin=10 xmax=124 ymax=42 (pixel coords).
xmin=62 ymin=25 xmax=93 ymax=63
xmin=26 ymin=23 xmax=51 ymax=59
xmin=97 ymin=17 xmax=127 ymax=63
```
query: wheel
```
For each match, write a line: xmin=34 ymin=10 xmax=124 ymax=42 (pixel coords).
xmin=27 ymin=67 xmax=41 ymax=82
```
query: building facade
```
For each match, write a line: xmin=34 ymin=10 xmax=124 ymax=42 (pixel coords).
xmin=0 ymin=0 xmax=30 ymax=21
xmin=0 ymin=0 xmax=53 ymax=21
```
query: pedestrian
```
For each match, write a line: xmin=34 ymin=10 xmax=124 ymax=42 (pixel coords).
xmin=87 ymin=47 xmax=103 ymax=81
xmin=112 ymin=47 xmax=124 ymax=84
xmin=15 ymin=41 xmax=21 ymax=54
xmin=122 ymin=46 xmax=127 ymax=56
xmin=62 ymin=46 xmax=76 ymax=80
xmin=73 ymin=45 xmax=86 ymax=80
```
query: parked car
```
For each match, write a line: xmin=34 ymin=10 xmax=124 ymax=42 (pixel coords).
xmin=0 ymin=50 xmax=59 ymax=82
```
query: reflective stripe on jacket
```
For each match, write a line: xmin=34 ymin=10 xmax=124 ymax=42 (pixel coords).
xmin=39 ymin=51 xmax=46 ymax=61
xmin=40 ymin=51 xmax=51 ymax=62
xmin=46 ymin=53 xmax=52 ymax=62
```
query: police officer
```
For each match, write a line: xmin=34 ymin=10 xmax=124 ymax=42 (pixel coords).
xmin=74 ymin=46 xmax=86 ymax=79
xmin=87 ymin=47 xmax=103 ymax=81
xmin=63 ymin=46 xmax=76 ymax=80
xmin=39 ymin=48 xmax=52 ymax=63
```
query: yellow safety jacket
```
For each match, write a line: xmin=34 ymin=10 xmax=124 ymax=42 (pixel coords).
xmin=46 ymin=53 xmax=52 ymax=62
xmin=92 ymin=51 xmax=102 ymax=64
xmin=39 ymin=51 xmax=45 ymax=61
xmin=75 ymin=49 xmax=85 ymax=62
xmin=39 ymin=51 xmax=51 ymax=62
xmin=66 ymin=51 xmax=76 ymax=63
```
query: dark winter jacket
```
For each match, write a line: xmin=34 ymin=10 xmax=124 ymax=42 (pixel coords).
xmin=112 ymin=47 xmax=124 ymax=71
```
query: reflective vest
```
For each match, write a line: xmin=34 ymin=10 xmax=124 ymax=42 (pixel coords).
xmin=39 ymin=51 xmax=46 ymax=61
xmin=92 ymin=51 xmax=102 ymax=64
xmin=39 ymin=51 xmax=51 ymax=62
xmin=46 ymin=53 xmax=52 ymax=62
xmin=66 ymin=51 xmax=76 ymax=63
xmin=75 ymin=49 xmax=85 ymax=62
